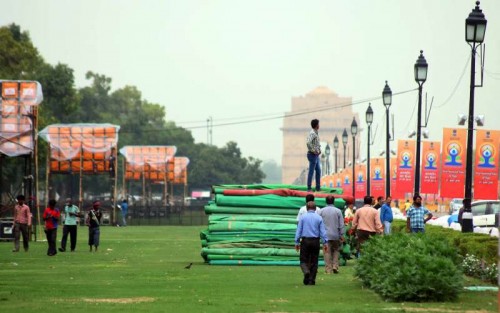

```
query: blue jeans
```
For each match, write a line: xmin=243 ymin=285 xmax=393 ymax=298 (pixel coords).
xmin=411 ymin=228 xmax=425 ymax=233
xmin=383 ymin=221 xmax=392 ymax=235
xmin=307 ymin=153 xmax=321 ymax=191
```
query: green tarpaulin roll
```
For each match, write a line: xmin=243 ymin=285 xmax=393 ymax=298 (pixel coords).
xmin=208 ymin=221 xmax=297 ymax=232
xmin=209 ymin=214 xmax=297 ymax=224
xmin=205 ymin=204 xmax=299 ymax=216
xmin=215 ymin=194 xmax=345 ymax=210
xmin=208 ymin=260 xmax=326 ymax=266
xmin=212 ymin=184 xmax=342 ymax=194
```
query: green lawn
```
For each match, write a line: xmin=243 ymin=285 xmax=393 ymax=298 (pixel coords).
xmin=0 ymin=226 xmax=497 ymax=313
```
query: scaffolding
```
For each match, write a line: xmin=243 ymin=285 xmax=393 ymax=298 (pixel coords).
xmin=0 ymin=80 xmax=42 ymax=239
xmin=39 ymin=124 xmax=120 ymax=226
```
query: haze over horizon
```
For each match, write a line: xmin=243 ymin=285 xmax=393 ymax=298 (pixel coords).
xmin=2 ymin=0 xmax=500 ymax=166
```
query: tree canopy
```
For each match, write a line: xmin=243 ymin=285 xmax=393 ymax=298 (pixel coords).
xmin=0 ymin=23 xmax=265 ymax=197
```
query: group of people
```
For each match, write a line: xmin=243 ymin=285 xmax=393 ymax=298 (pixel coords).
xmin=294 ymin=193 xmax=434 ymax=286
xmin=12 ymin=196 xmax=104 ymax=255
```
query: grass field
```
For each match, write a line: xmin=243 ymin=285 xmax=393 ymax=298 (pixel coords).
xmin=0 ymin=226 xmax=497 ymax=313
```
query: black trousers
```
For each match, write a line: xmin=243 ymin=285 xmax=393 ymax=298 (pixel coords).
xmin=45 ymin=228 xmax=57 ymax=256
xmin=60 ymin=225 xmax=77 ymax=251
xmin=299 ymin=237 xmax=320 ymax=283
xmin=13 ymin=223 xmax=29 ymax=251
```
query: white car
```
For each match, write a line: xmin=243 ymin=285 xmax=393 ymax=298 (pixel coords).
xmin=449 ymin=198 xmax=463 ymax=214
xmin=471 ymin=200 xmax=500 ymax=227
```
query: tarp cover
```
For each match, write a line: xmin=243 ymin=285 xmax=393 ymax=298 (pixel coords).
xmin=0 ymin=80 xmax=42 ymax=157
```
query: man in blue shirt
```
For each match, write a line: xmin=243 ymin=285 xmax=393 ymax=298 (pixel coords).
xmin=406 ymin=195 xmax=433 ymax=233
xmin=120 ymin=199 xmax=128 ymax=226
xmin=295 ymin=201 xmax=328 ymax=285
xmin=380 ymin=196 xmax=394 ymax=235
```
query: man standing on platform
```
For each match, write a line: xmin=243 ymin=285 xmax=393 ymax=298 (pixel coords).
xmin=318 ymin=196 xmax=344 ymax=274
xmin=306 ymin=119 xmax=321 ymax=192
xmin=295 ymin=201 xmax=328 ymax=286
xmin=59 ymin=198 xmax=80 ymax=252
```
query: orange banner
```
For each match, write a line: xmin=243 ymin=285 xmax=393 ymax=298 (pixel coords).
xmin=474 ymin=130 xmax=499 ymax=200
xmin=421 ymin=141 xmax=441 ymax=194
xmin=441 ymin=128 xmax=466 ymax=198
xmin=370 ymin=158 xmax=385 ymax=198
xmin=396 ymin=140 xmax=416 ymax=196
xmin=390 ymin=157 xmax=402 ymax=199
xmin=341 ymin=168 xmax=352 ymax=197
xmin=354 ymin=164 xmax=366 ymax=199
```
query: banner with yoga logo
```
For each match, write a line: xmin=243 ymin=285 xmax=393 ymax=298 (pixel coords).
xmin=420 ymin=141 xmax=441 ymax=194
xmin=441 ymin=128 xmax=466 ymax=198
xmin=396 ymin=140 xmax=415 ymax=195
xmin=473 ymin=129 xmax=499 ymax=200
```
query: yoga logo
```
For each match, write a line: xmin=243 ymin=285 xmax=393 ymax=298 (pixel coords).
xmin=399 ymin=151 xmax=412 ymax=169
xmin=444 ymin=142 xmax=462 ymax=166
xmin=373 ymin=167 xmax=383 ymax=180
xmin=478 ymin=143 xmax=495 ymax=168
xmin=424 ymin=152 xmax=437 ymax=169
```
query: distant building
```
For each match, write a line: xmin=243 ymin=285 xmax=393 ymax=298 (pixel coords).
xmin=281 ymin=86 xmax=360 ymax=184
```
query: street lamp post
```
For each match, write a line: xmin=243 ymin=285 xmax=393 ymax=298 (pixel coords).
xmin=382 ymin=81 xmax=392 ymax=198
xmin=351 ymin=118 xmax=358 ymax=197
xmin=342 ymin=129 xmax=348 ymax=169
xmin=366 ymin=104 xmax=374 ymax=195
xmin=414 ymin=50 xmax=428 ymax=195
xmin=463 ymin=1 xmax=487 ymax=233
xmin=333 ymin=136 xmax=339 ymax=173
xmin=325 ymin=144 xmax=331 ymax=175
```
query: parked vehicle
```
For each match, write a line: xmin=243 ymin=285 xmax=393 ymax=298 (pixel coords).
xmin=471 ymin=200 xmax=500 ymax=227
xmin=448 ymin=198 xmax=463 ymax=214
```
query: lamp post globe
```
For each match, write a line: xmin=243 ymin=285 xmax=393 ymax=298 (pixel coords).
xmin=466 ymin=1 xmax=487 ymax=44
xmin=333 ymin=135 xmax=339 ymax=173
xmin=414 ymin=50 xmax=428 ymax=195
xmin=383 ymin=81 xmax=392 ymax=198
xmin=342 ymin=128 xmax=348 ymax=169
xmin=366 ymin=103 xmax=373 ymax=195
xmin=351 ymin=118 xmax=358 ymax=198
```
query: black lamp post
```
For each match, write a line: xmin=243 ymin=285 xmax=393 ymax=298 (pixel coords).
xmin=351 ymin=118 xmax=358 ymax=197
xmin=414 ymin=50 xmax=428 ymax=195
xmin=325 ymin=144 xmax=331 ymax=175
xmin=382 ymin=81 xmax=392 ymax=198
xmin=366 ymin=104 xmax=374 ymax=195
xmin=333 ymin=135 xmax=339 ymax=173
xmin=463 ymin=1 xmax=487 ymax=233
xmin=342 ymin=129 xmax=348 ymax=169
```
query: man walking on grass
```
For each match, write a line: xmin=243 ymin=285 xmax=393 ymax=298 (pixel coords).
xmin=352 ymin=196 xmax=383 ymax=257
xmin=295 ymin=201 xmax=328 ymax=285
xmin=318 ymin=195 xmax=344 ymax=274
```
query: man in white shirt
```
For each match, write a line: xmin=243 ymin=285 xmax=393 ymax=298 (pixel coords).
xmin=297 ymin=194 xmax=320 ymax=222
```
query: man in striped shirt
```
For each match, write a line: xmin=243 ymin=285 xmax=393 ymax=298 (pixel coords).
xmin=306 ymin=119 xmax=321 ymax=192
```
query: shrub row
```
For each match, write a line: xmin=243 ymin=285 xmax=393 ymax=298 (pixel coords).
xmin=391 ymin=220 xmax=497 ymax=265
xmin=354 ymin=233 xmax=463 ymax=302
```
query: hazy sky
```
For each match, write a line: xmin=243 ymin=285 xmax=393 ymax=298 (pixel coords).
xmin=2 ymin=0 xmax=500 ymax=165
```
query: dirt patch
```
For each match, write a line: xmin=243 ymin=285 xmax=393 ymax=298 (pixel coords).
xmin=81 ymin=297 xmax=155 ymax=304
xmin=268 ymin=298 xmax=290 ymax=303
xmin=384 ymin=308 xmax=490 ymax=313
